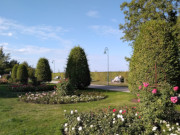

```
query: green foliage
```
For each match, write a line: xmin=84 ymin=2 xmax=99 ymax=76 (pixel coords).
xmin=128 ymin=20 xmax=180 ymax=93
xmin=35 ymin=58 xmax=52 ymax=83
xmin=56 ymin=79 xmax=74 ymax=96
xmin=65 ymin=46 xmax=91 ymax=89
xmin=120 ymin=0 xmax=179 ymax=41
xmin=11 ymin=64 xmax=18 ymax=82
xmin=0 ymin=47 xmax=10 ymax=75
xmin=17 ymin=64 xmax=28 ymax=84
xmin=137 ymin=82 xmax=179 ymax=133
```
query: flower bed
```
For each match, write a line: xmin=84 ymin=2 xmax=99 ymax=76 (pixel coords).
xmin=0 ymin=78 xmax=8 ymax=84
xmin=19 ymin=91 xmax=106 ymax=104
xmin=63 ymin=107 xmax=180 ymax=135
xmin=9 ymin=84 xmax=55 ymax=92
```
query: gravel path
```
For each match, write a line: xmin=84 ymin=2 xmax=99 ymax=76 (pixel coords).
xmin=88 ymin=84 xmax=130 ymax=92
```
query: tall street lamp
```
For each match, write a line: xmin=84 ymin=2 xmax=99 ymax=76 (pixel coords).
xmin=104 ymin=47 xmax=109 ymax=85
xmin=52 ymin=60 xmax=55 ymax=73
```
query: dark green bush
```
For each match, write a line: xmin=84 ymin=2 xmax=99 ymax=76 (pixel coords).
xmin=65 ymin=46 xmax=91 ymax=89
xmin=17 ymin=64 xmax=28 ymax=84
xmin=35 ymin=58 xmax=52 ymax=83
xmin=11 ymin=64 xmax=18 ymax=82
xmin=128 ymin=20 xmax=180 ymax=93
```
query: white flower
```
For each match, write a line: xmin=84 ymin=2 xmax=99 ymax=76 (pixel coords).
xmin=64 ymin=123 xmax=68 ymax=127
xmin=135 ymin=113 xmax=138 ymax=116
xmin=152 ymin=126 xmax=157 ymax=131
xmin=113 ymin=121 xmax=115 ymax=124
xmin=64 ymin=110 xmax=66 ymax=112
xmin=113 ymin=113 xmax=115 ymax=116
xmin=72 ymin=127 xmax=75 ymax=130
xmin=170 ymin=134 xmax=177 ymax=135
xmin=163 ymin=120 xmax=166 ymax=123
xmin=160 ymin=120 xmax=162 ymax=123
xmin=64 ymin=128 xmax=68 ymax=132
xmin=129 ymin=125 xmax=131 ymax=127
xmin=166 ymin=124 xmax=170 ymax=127
xmin=178 ymin=127 xmax=180 ymax=132
xmin=119 ymin=110 xmax=122 ymax=113
xmin=75 ymin=110 xmax=78 ymax=113
xmin=90 ymin=125 xmax=93 ymax=128
xmin=116 ymin=134 xmax=119 ymax=135
xmin=117 ymin=114 xmax=121 ymax=118
xmin=77 ymin=117 xmax=81 ymax=121
xmin=78 ymin=126 xmax=82 ymax=131
xmin=163 ymin=129 xmax=165 ymax=132
xmin=169 ymin=128 xmax=172 ymax=131
xmin=121 ymin=118 xmax=124 ymax=122
xmin=176 ymin=123 xmax=179 ymax=126
xmin=172 ymin=127 xmax=174 ymax=130
xmin=71 ymin=110 xmax=73 ymax=114
xmin=113 ymin=118 xmax=116 ymax=121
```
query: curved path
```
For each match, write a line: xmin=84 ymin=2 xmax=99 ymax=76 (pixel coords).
xmin=88 ymin=84 xmax=130 ymax=92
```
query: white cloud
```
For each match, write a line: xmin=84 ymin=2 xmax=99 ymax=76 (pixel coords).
xmin=0 ymin=42 xmax=8 ymax=46
xmin=86 ymin=10 xmax=99 ymax=18
xmin=0 ymin=17 xmax=72 ymax=46
xmin=111 ymin=19 xmax=118 ymax=23
xmin=89 ymin=25 xmax=122 ymax=37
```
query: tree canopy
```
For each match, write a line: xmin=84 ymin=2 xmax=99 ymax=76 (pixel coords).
xmin=120 ymin=0 xmax=180 ymax=41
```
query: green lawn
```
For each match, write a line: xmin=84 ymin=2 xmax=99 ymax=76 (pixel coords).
xmin=0 ymin=84 xmax=136 ymax=135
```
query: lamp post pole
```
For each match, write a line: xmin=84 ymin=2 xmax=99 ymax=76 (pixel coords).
xmin=104 ymin=47 xmax=109 ymax=86
xmin=52 ymin=60 xmax=55 ymax=73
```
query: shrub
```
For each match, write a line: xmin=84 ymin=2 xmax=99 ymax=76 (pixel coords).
xmin=28 ymin=67 xmax=37 ymax=85
xmin=128 ymin=20 xmax=180 ymax=93
xmin=136 ymin=81 xmax=179 ymax=133
xmin=10 ymin=84 xmax=55 ymax=92
xmin=65 ymin=46 xmax=91 ymax=89
xmin=11 ymin=64 xmax=18 ymax=82
xmin=35 ymin=58 xmax=52 ymax=83
xmin=17 ymin=64 xmax=28 ymax=84
xmin=56 ymin=79 xmax=74 ymax=96
xmin=19 ymin=91 xmax=106 ymax=104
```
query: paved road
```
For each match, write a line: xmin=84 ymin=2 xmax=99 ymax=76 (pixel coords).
xmin=88 ymin=84 xmax=130 ymax=92
xmin=50 ymin=81 xmax=130 ymax=92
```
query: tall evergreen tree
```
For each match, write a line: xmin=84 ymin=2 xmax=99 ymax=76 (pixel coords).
xmin=129 ymin=20 xmax=180 ymax=93
xmin=35 ymin=58 xmax=52 ymax=83
xmin=0 ymin=47 xmax=10 ymax=75
xmin=17 ymin=64 xmax=28 ymax=84
xmin=11 ymin=64 xmax=19 ymax=82
xmin=65 ymin=46 xmax=91 ymax=89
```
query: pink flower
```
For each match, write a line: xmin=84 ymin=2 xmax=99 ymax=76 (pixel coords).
xmin=137 ymin=99 xmax=140 ymax=103
xmin=137 ymin=94 xmax=140 ymax=97
xmin=152 ymin=89 xmax=157 ymax=94
xmin=170 ymin=97 xmax=178 ymax=103
xmin=143 ymin=82 xmax=149 ymax=87
xmin=113 ymin=109 xmax=116 ymax=112
xmin=139 ymin=85 xmax=142 ymax=90
xmin=173 ymin=86 xmax=179 ymax=92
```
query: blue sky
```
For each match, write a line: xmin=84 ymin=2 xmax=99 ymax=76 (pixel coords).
xmin=0 ymin=0 xmax=132 ymax=72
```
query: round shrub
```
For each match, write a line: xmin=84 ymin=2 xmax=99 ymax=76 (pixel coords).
xmin=35 ymin=58 xmax=52 ymax=83
xmin=128 ymin=20 xmax=180 ymax=93
xmin=17 ymin=64 xmax=28 ymax=84
xmin=11 ymin=64 xmax=18 ymax=82
xmin=65 ymin=46 xmax=91 ymax=89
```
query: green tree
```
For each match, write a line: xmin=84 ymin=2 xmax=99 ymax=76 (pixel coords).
xmin=35 ymin=58 xmax=52 ymax=83
xmin=120 ymin=0 xmax=179 ymax=41
xmin=0 ymin=47 xmax=10 ymax=75
xmin=11 ymin=64 xmax=19 ymax=82
xmin=128 ymin=20 xmax=180 ymax=93
xmin=65 ymin=46 xmax=91 ymax=89
xmin=17 ymin=64 xmax=28 ymax=84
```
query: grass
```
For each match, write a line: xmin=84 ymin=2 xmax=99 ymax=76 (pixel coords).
xmin=91 ymin=81 xmax=128 ymax=87
xmin=0 ymin=84 xmax=136 ymax=135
